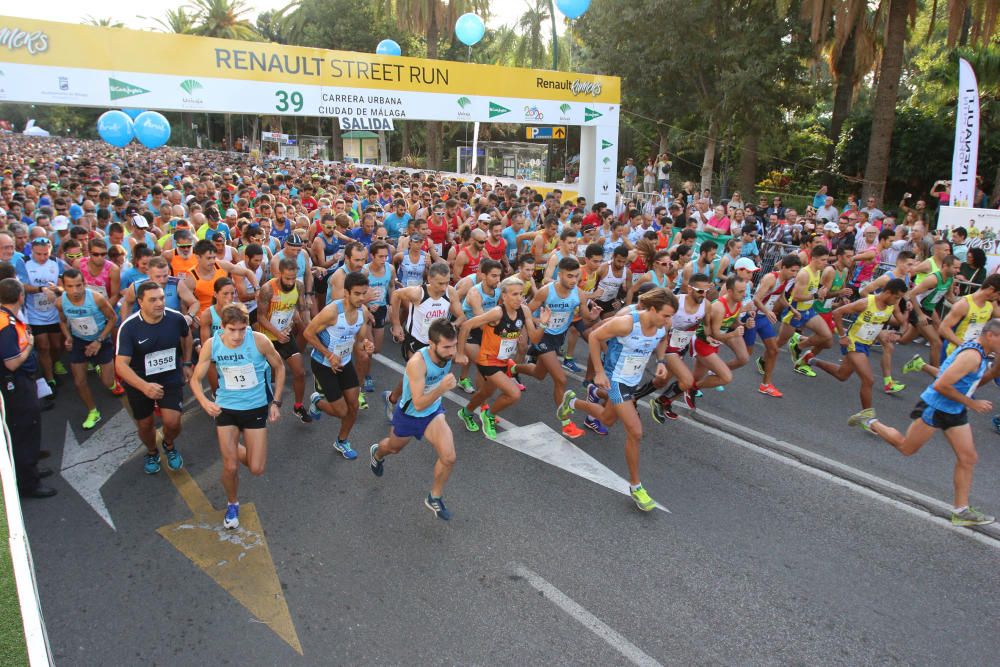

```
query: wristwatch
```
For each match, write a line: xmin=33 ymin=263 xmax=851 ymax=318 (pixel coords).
xmin=270 ymin=400 xmax=282 ymax=408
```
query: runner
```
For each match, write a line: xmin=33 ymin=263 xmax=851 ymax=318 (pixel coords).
xmin=234 ymin=243 xmax=265 ymax=326
xmin=860 ymin=250 xmax=915 ymax=393
xmin=327 ymin=242 xmax=374 ymax=408
xmin=592 ymin=245 xmax=632 ymax=318
xmin=809 ymin=279 xmax=907 ymax=414
xmin=115 ymin=282 xmax=192 ymax=475
xmin=189 ymin=302 xmax=285 ymax=529
xmin=369 ymin=318 xmax=460 ymax=521
xmin=81 ymin=238 xmax=120 ymax=304
xmin=394 ymin=234 xmax=429 ymax=288
xmin=454 ymin=275 xmax=545 ymax=438
xmin=304 ymin=271 xmax=375 ymax=459
xmin=454 ymin=258 xmax=502 ymax=394
xmin=556 ymin=288 xmax=677 ymax=511
xmin=746 ymin=254 xmax=801 ymax=397
xmin=899 ymin=254 xmax=960 ymax=368
xmin=360 ymin=240 xmax=396 ymax=393
xmin=256 ymin=258 xmax=312 ymax=422
xmin=183 ymin=239 xmax=258 ymax=316
xmin=849 ymin=319 xmax=1000 ymax=527
xmin=451 ymin=228 xmax=486 ymax=283
xmin=22 ymin=237 xmax=65 ymax=390
xmin=776 ymin=245 xmax=833 ymax=377
xmin=55 ymin=269 xmax=122 ymax=429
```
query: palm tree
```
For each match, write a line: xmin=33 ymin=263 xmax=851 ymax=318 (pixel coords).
xmin=256 ymin=1 xmax=305 ymax=44
xmin=188 ymin=0 xmax=260 ymax=41
xmin=141 ymin=8 xmax=197 ymax=34
xmin=83 ymin=16 xmax=125 ymax=28
xmin=514 ymin=0 xmax=550 ymax=69
xmin=377 ymin=0 xmax=490 ymax=169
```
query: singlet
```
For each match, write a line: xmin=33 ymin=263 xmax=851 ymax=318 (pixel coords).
xmin=853 ymin=242 xmax=880 ymax=285
xmin=275 ymin=249 xmax=308 ymax=280
xmin=462 ymin=282 xmax=499 ymax=320
xmin=364 ymin=262 xmax=394 ymax=307
xmin=667 ymin=294 xmax=705 ymax=351
xmin=426 ymin=215 xmax=448 ymax=254
xmin=406 ymin=286 xmax=451 ymax=345
xmin=23 ymin=259 xmax=62 ymax=326
xmin=603 ymin=237 xmax=624 ymax=262
xmin=484 ymin=237 xmax=506 ymax=262
xmin=262 ymin=278 xmax=298 ymax=341
xmin=543 ymin=284 xmax=581 ymax=335
xmin=310 ymin=300 xmax=363 ymax=368
xmin=208 ymin=305 xmax=223 ymax=338
xmin=846 ymin=295 xmax=894 ymax=346
xmin=478 ymin=304 xmax=524 ymax=367
xmin=759 ymin=272 xmax=790 ymax=311
xmin=459 ymin=247 xmax=482 ymax=279
xmin=399 ymin=251 xmax=427 ymax=287
xmin=915 ymin=257 xmax=940 ymax=285
xmin=235 ymin=260 xmax=262 ymax=313
xmin=61 ymin=290 xmax=106 ymax=342
xmin=920 ymin=342 xmax=989 ymax=414
xmin=596 ymin=263 xmax=626 ymax=303
xmin=646 ymin=270 xmax=671 ymax=290
xmin=947 ymin=294 xmax=994 ymax=356
xmin=137 ymin=276 xmax=182 ymax=311
xmin=212 ymin=330 xmax=270 ymax=411
xmin=815 ymin=268 xmax=847 ymax=314
xmin=875 ymin=270 xmax=912 ymax=293
xmin=696 ymin=295 xmax=740 ymax=344
xmin=83 ymin=260 xmax=114 ymax=298
xmin=693 ymin=258 xmax=717 ymax=284
xmin=170 ymin=250 xmax=198 ymax=279
xmin=191 ymin=264 xmax=227 ymax=315
xmin=549 ymin=251 xmax=569 ymax=281
xmin=400 ymin=347 xmax=452 ymax=417
xmin=918 ymin=270 xmax=953 ymax=312
xmin=789 ymin=265 xmax=821 ymax=312
xmin=717 ymin=254 xmax=741 ymax=280
xmin=604 ymin=310 xmax=666 ymax=386
xmin=316 ymin=232 xmax=341 ymax=265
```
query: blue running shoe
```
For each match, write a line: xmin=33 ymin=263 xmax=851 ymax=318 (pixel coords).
xmin=586 ymin=383 xmax=601 ymax=404
xmin=333 ymin=439 xmax=358 ymax=460
xmin=694 ymin=390 xmax=704 ymax=398
xmin=382 ymin=390 xmax=394 ymax=422
xmin=363 ymin=375 xmax=375 ymax=393
xmin=307 ymin=391 xmax=323 ymax=421
xmin=584 ymin=416 xmax=608 ymax=435
xmin=370 ymin=443 xmax=384 ymax=477
xmin=163 ymin=446 xmax=183 ymax=471
xmin=993 ymin=416 xmax=1000 ymax=435
xmin=224 ymin=503 xmax=239 ymax=529
xmin=562 ymin=357 xmax=582 ymax=373
xmin=715 ymin=386 xmax=725 ymax=392
xmin=143 ymin=452 xmax=161 ymax=475
xmin=424 ymin=494 xmax=451 ymax=520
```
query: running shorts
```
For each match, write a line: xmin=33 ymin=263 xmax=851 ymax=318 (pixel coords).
xmin=125 ymin=382 xmax=184 ymax=421
xmin=311 ymin=358 xmax=360 ymax=403
xmin=370 ymin=305 xmax=388 ymax=329
xmin=782 ymin=306 xmax=817 ymax=329
xmin=742 ymin=316 xmax=777 ymax=347
xmin=215 ymin=405 xmax=268 ymax=430
xmin=529 ymin=331 xmax=566 ymax=356
xmin=910 ymin=400 xmax=968 ymax=430
xmin=607 ymin=380 xmax=639 ymax=404
xmin=840 ymin=341 xmax=872 ymax=356
xmin=693 ymin=338 xmax=721 ymax=358
xmin=391 ymin=405 xmax=446 ymax=440
xmin=271 ymin=337 xmax=299 ymax=360
xmin=401 ymin=334 xmax=428 ymax=358
xmin=69 ymin=336 xmax=115 ymax=365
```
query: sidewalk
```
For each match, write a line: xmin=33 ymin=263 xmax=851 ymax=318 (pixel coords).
xmin=0 ymin=477 xmax=27 ymax=667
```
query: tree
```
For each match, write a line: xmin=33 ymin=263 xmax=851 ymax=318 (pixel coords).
xmin=188 ymin=0 xmax=260 ymax=41
xmin=83 ymin=16 xmax=125 ymax=28
xmin=142 ymin=8 xmax=197 ymax=34
xmin=514 ymin=0 xmax=550 ymax=69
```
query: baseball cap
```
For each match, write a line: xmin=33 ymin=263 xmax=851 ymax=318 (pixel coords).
xmin=108 ymin=183 xmax=120 ymax=197
xmin=823 ymin=222 xmax=839 ymax=232
xmin=286 ymin=234 xmax=303 ymax=247
xmin=477 ymin=213 xmax=491 ymax=222
xmin=51 ymin=215 xmax=70 ymax=231
xmin=131 ymin=214 xmax=149 ymax=229
xmin=734 ymin=257 xmax=759 ymax=272
xmin=226 ymin=208 xmax=238 ymax=218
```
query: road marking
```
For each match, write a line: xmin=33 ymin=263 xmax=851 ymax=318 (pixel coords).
xmin=512 ymin=564 xmax=663 ymax=667
xmin=373 ymin=354 xmax=665 ymax=511
xmin=155 ymin=429 xmax=303 ymax=655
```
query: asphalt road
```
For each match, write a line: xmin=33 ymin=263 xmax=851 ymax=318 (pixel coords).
xmin=19 ymin=336 xmax=1000 ymax=665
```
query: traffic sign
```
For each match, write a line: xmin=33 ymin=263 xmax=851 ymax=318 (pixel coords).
xmin=526 ymin=126 xmax=566 ymax=140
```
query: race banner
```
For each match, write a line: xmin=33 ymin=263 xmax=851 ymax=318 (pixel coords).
xmin=950 ymin=58 xmax=980 ymax=208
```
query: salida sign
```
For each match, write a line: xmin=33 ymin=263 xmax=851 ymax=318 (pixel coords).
xmin=337 ymin=117 xmax=395 ymax=131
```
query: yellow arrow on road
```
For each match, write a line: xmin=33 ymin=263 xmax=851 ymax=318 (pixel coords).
xmin=154 ymin=431 xmax=302 ymax=655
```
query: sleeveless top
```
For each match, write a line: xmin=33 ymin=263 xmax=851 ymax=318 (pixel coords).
xmin=604 ymin=310 xmax=666 ymax=386
xmin=191 ymin=264 xmax=227 ymax=315
xmin=846 ymin=295 xmax=894 ymax=346
xmin=61 ymin=290 xmax=106 ymax=342
xmin=543 ymin=284 xmax=581 ymax=335
xmin=212 ymin=330 xmax=270 ymax=411
xmin=478 ymin=304 xmax=524 ymax=367
xmin=946 ymin=294 xmax=994 ymax=356
xmin=595 ymin=263 xmax=626 ymax=303
xmin=310 ymin=300 xmax=364 ymax=368
xmin=459 ymin=247 xmax=482 ymax=279
xmin=399 ymin=251 xmax=427 ymax=287
xmin=401 ymin=347 xmax=452 ymax=417
xmin=667 ymin=294 xmax=705 ymax=351
xmin=364 ymin=262 xmax=393 ymax=307
xmin=23 ymin=259 xmax=62 ymax=326
xmin=920 ymin=342 xmax=989 ymax=414
xmin=461 ymin=282 xmax=499 ymax=320
xmin=83 ymin=259 xmax=114 ymax=298
xmin=262 ymin=278 xmax=298 ymax=341
xmin=406 ymin=286 xmax=451 ymax=344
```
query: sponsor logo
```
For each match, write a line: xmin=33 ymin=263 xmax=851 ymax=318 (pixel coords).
xmin=180 ymin=79 xmax=203 ymax=94
xmin=524 ymin=105 xmax=544 ymax=121
xmin=602 ymin=157 xmax=610 ymax=165
xmin=601 ymin=183 xmax=610 ymax=193
xmin=0 ymin=27 xmax=48 ymax=55
xmin=559 ymin=103 xmax=571 ymax=113
xmin=109 ymin=77 xmax=150 ymax=101
xmin=489 ymin=102 xmax=510 ymax=118
xmin=179 ymin=79 xmax=205 ymax=106
xmin=585 ymin=107 xmax=603 ymax=122
xmin=534 ymin=77 xmax=603 ymax=98
xmin=457 ymin=96 xmax=472 ymax=109
xmin=601 ymin=140 xmax=614 ymax=150
xmin=58 ymin=76 xmax=68 ymax=91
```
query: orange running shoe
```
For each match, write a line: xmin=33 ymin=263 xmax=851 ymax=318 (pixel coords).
xmin=758 ymin=383 xmax=783 ymax=398
xmin=561 ymin=422 xmax=585 ymax=439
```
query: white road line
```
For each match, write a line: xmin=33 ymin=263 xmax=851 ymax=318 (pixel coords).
xmin=682 ymin=415 xmax=1000 ymax=550
xmin=512 ymin=564 xmax=663 ymax=667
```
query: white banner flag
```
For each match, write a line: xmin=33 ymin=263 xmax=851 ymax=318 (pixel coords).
xmin=470 ymin=122 xmax=481 ymax=173
xmin=950 ymin=58 xmax=980 ymax=208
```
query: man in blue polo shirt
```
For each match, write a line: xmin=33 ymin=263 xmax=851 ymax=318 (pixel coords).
xmin=383 ymin=198 xmax=411 ymax=243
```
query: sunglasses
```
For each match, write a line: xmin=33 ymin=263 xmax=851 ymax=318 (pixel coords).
xmin=31 ymin=238 xmax=51 ymax=245
xmin=689 ymin=287 xmax=709 ymax=294
xmin=177 ymin=244 xmax=193 ymax=249
xmin=375 ymin=236 xmax=388 ymax=240
xmin=65 ymin=252 xmax=83 ymax=260
xmin=90 ymin=252 xmax=107 ymax=257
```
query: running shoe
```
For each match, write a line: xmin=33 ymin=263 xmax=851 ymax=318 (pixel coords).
xmin=110 ymin=380 xmax=124 ymax=396
xmin=557 ymin=390 xmax=577 ymax=421
xmin=758 ymin=383 xmax=783 ymax=398
xmin=715 ymin=386 xmax=725 ymax=392
xmin=883 ymin=380 xmax=906 ymax=394
xmin=362 ymin=375 xmax=375 ymax=393
xmin=902 ymin=354 xmax=926 ymax=374
xmin=663 ymin=381 xmax=681 ymax=400
xmin=793 ymin=363 xmax=817 ymax=377
xmin=993 ymin=416 xmax=1000 ymax=434
xmin=424 ymin=494 xmax=451 ymax=520
xmin=684 ymin=389 xmax=697 ymax=410
xmin=163 ymin=445 xmax=184 ymax=471
xmin=561 ymin=422 xmax=585 ymax=439
xmin=480 ymin=409 xmax=498 ymax=439
xmin=458 ymin=406 xmax=480 ymax=432
xmin=224 ymin=503 xmax=240 ymax=529
xmin=516 ymin=382 xmax=527 ymax=391
xmin=333 ymin=439 xmax=358 ymax=460
xmin=307 ymin=391 xmax=324 ymax=420
xmin=369 ymin=443 xmax=384 ymax=477
xmin=649 ymin=400 xmax=667 ymax=424
xmin=630 ymin=485 xmax=656 ymax=512
xmin=54 ymin=360 xmax=68 ymax=376
xmin=358 ymin=392 xmax=368 ymax=410
xmin=694 ymin=390 xmax=703 ymax=398
xmin=382 ymin=391 xmax=395 ymax=421
xmin=293 ymin=404 xmax=313 ymax=423
xmin=562 ymin=357 xmax=582 ymax=373
xmin=82 ymin=408 xmax=101 ymax=430
xmin=788 ymin=332 xmax=802 ymax=364
xmin=755 ymin=356 xmax=765 ymax=376
xmin=586 ymin=383 xmax=601 ymax=404
xmin=950 ymin=507 xmax=994 ymax=526
xmin=457 ymin=377 xmax=475 ymax=394
xmin=847 ymin=407 xmax=876 ymax=430
xmin=143 ymin=452 xmax=161 ymax=475
xmin=584 ymin=416 xmax=608 ymax=435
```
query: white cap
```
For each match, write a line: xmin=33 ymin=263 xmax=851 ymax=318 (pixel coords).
xmin=734 ymin=257 xmax=759 ymax=272
xmin=823 ymin=221 xmax=839 ymax=232
xmin=51 ymin=215 xmax=70 ymax=231
xmin=477 ymin=213 xmax=491 ymax=222
xmin=107 ymin=183 xmax=120 ymax=197
xmin=226 ymin=208 xmax=238 ymax=218
xmin=131 ymin=214 xmax=149 ymax=228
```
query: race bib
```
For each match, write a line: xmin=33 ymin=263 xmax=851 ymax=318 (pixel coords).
xmin=964 ymin=323 xmax=985 ymax=341
xmin=619 ymin=354 xmax=647 ymax=378
xmin=221 ymin=363 xmax=258 ymax=390
xmin=405 ymin=276 xmax=422 ymax=287
xmin=86 ymin=284 xmax=108 ymax=298
xmin=270 ymin=309 xmax=294 ymax=332
xmin=433 ymin=243 xmax=443 ymax=256
xmin=332 ymin=338 xmax=354 ymax=362
xmin=822 ymin=298 xmax=835 ymax=310
xmin=548 ymin=310 xmax=570 ymax=330
xmin=497 ymin=338 xmax=518 ymax=360
xmin=855 ymin=322 xmax=883 ymax=344
xmin=32 ymin=293 xmax=53 ymax=311
xmin=669 ymin=329 xmax=693 ymax=350
xmin=144 ymin=348 xmax=176 ymax=375
xmin=69 ymin=316 xmax=99 ymax=338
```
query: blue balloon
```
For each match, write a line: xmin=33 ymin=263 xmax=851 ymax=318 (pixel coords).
xmin=133 ymin=111 xmax=171 ymax=149
xmin=96 ymin=110 xmax=134 ymax=148
xmin=376 ymin=39 xmax=401 ymax=57
xmin=455 ymin=13 xmax=485 ymax=47
xmin=556 ymin=0 xmax=591 ymax=20
xmin=121 ymin=108 xmax=145 ymax=120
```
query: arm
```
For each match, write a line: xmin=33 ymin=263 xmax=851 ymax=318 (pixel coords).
xmin=542 ymin=253 xmax=559 ymax=284
xmin=933 ymin=351 xmax=993 ymax=414
xmin=405 ymin=352 xmax=457 ymax=412
xmin=906 ymin=275 xmax=937 ymax=323
xmin=389 ymin=285 xmax=419 ymax=340
xmin=752 ymin=274 xmax=778 ymax=322
xmin=451 ymin=251 xmax=468 ymax=284
xmin=328 ymin=271 xmax=346 ymax=302
xmin=522 ymin=303 xmax=546 ymax=344
xmin=448 ymin=287 xmax=466 ymax=326
xmin=937 ymin=298 xmax=969 ymax=348
xmin=200 ymin=308 xmax=213 ymax=343
xmin=257 ymin=335 xmax=285 ymax=420
xmin=624 ymin=273 xmax=649 ymax=305
xmin=587 ymin=315 xmax=632 ymax=388
xmin=189 ymin=338 xmax=220 ymax=416
xmin=107 ymin=264 xmax=121 ymax=306
xmin=303 ymin=302 xmax=343 ymax=369
xmin=860 ymin=274 xmax=887 ymax=297
xmin=293 ymin=279 xmax=311 ymax=328
xmin=456 ymin=307 xmax=503 ymax=364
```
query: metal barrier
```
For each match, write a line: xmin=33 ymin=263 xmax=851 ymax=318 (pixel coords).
xmin=0 ymin=391 xmax=53 ymax=666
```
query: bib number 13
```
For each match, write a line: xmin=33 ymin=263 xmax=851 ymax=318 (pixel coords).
xmin=275 ymin=90 xmax=304 ymax=112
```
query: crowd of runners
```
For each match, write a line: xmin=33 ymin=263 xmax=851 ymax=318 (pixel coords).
xmin=0 ymin=135 xmax=997 ymax=528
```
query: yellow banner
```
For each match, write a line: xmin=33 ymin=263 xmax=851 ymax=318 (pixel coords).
xmin=0 ymin=17 xmax=620 ymax=104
